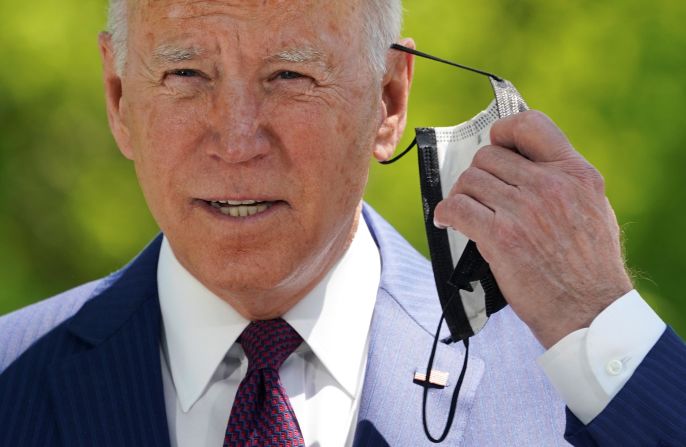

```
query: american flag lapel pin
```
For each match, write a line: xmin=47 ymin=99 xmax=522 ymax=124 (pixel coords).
xmin=413 ymin=369 xmax=449 ymax=389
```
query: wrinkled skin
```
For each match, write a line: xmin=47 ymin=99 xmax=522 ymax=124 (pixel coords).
xmin=434 ymin=111 xmax=633 ymax=348
xmin=101 ymin=0 xmax=632 ymax=348
xmin=99 ymin=0 xmax=413 ymax=319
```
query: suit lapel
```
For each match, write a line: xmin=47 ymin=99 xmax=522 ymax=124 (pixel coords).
xmin=48 ymin=236 xmax=171 ymax=447
xmin=354 ymin=206 xmax=485 ymax=447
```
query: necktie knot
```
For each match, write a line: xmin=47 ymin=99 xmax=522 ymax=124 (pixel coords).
xmin=239 ymin=318 xmax=303 ymax=372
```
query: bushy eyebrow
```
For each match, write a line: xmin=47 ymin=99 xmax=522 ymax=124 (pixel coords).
xmin=150 ymin=44 xmax=331 ymax=71
xmin=152 ymin=44 xmax=205 ymax=64
xmin=265 ymin=47 xmax=331 ymax=72
xmin=267 ymin=47 xmax=324 ymax=63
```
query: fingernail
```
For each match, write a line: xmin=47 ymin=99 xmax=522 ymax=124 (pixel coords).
xmin=433 ymin=218 xmax=447 ymax=229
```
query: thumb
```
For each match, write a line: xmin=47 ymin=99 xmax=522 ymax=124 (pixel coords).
xmin=490 ymin=110 xmax=577 ymax=163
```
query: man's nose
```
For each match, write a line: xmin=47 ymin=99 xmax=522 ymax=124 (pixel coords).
xmin=205 ymin=84 xmax=271 ymax=164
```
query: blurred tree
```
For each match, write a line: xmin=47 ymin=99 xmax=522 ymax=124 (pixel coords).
xmin=1 ymin=0 xmax=684 ymax=335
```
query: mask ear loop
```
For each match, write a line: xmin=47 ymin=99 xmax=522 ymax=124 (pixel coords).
xmin=422 ymin=292 xmax=470 ymax=443
xmin=379 ymin=137 xmax=417 ymax=165
xmin=380 ymin=43 xmax=505 ymax=442
xmin=391 ymin=43 xmax=503 ymax=82
xmin=378 ymin=44 xmax=503 ymax=166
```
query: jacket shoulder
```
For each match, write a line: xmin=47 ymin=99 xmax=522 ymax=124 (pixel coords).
xmin=0 ymin=275 xmax=117 ymax=373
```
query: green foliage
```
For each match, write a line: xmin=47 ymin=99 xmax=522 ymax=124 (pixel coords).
xmin=1 ymin=1 xmax=684 ymax=335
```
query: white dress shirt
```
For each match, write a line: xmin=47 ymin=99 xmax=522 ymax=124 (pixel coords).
xmin=158 ymin=219 xmax=380 ymax=447
xmin=157 ymin=212 xmax=665 ymax=444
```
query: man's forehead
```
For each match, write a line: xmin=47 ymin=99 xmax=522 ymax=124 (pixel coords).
xmin=132 ymin=0 xmax=361 ymax=25
xmin=131 ymin=0 xmax=365 ymax=67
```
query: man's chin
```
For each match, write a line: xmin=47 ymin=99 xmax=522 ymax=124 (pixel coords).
xmin=197 ymin=256 xmax=309 ymax=300
xmin=204 ymin=271 xmax=313 ymax=318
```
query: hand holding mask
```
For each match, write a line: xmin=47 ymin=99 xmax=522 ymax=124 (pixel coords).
xmin=434 ymin=110 xmax=633 ymax=348
xmin=384 ymin=44 xmax=632 ymax=443
xmin=387 ymin=44 xmax=631 ymax=348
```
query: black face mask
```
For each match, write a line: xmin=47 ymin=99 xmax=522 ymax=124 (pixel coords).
xmin=382 ymin=44 xmax=529 ymax=343
xmin=381 ymin=45 xmax=529 ymax=443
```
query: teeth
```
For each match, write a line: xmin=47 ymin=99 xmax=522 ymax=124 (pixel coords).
xmin=212 ymin=200 xmax=272 ymax=217
xmin=227 ymin=200 xmax=256 ymax=205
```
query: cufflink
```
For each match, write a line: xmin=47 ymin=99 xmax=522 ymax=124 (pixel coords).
xmin=413 ymin=370 xmax=449 ymax=388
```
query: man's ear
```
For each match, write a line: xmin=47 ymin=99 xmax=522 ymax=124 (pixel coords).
xmin=99 ymin=32 xmax=134 ymax=160
xmin=372 ymin=37 xmax=415 ymax=162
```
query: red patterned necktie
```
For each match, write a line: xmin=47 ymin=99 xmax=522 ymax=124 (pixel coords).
xmin=224 ymin=318 xmax=306 ymax=447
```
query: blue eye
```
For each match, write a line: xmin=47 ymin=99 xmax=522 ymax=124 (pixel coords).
xmin=170 ymin=69 xmax=200 ymax=78
xmin=277 ymin=71 xmax=304 ymax=80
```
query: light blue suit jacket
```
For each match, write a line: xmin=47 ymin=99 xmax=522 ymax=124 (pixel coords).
xmin=1 ymin=205 xmax=684 ymax=446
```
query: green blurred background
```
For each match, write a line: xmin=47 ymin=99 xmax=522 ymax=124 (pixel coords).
xmin=1 ymin=0 xmax=684 ymax=335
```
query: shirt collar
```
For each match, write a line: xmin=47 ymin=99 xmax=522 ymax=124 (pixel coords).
xmin=158 ymin=215 xmax=381 ymax=412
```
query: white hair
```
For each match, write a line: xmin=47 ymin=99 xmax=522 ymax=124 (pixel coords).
xmin=107 ymin=0 xmax=128 ymax=76
xmin=106 ymin=0 xmax=402 ymax=77
xmin=362 ymin=0 xmax=404 ymax=76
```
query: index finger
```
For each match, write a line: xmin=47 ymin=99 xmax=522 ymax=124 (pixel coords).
xmin=490 ymin=110 xmax=578 ymax=163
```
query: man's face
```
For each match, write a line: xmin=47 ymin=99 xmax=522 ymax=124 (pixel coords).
xmin=102 ymin=0 xmax=409 ymax=317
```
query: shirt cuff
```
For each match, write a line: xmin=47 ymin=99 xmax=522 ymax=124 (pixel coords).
xmin=537 ymin=290 xmax=666 ymax=425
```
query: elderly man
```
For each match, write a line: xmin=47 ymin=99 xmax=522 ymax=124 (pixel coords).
xmin=1 ymin=1 xmax=684 ymax=446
